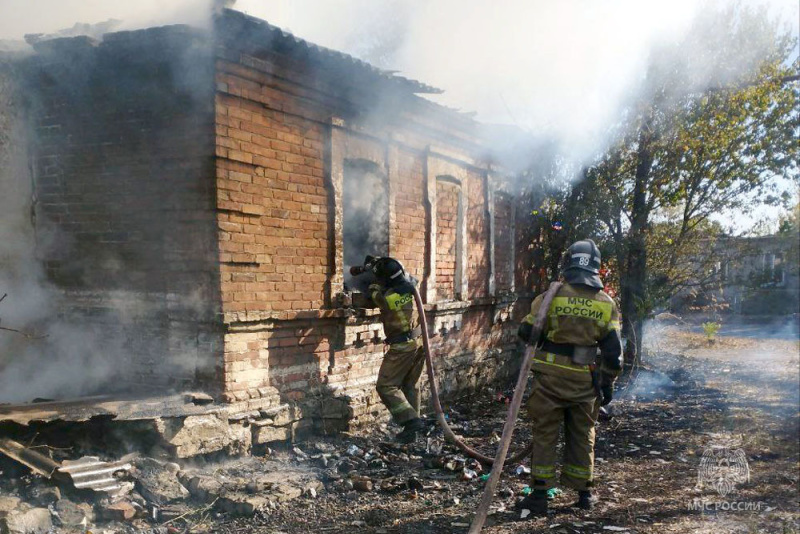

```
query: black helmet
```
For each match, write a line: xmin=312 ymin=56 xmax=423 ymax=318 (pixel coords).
xmin=561 ymin=239 xmax=603 ymax=289
xmin=371 ymin=257 xmax=406 ymax=285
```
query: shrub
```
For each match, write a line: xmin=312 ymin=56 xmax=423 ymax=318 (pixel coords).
xmin=702 ymin=321 xmax=721 ymax=344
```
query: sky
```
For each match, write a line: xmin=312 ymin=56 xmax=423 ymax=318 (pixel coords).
xmin=0 ymin=0 xmax=211 ymax=37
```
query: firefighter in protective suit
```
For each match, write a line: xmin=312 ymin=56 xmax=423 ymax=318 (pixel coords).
xmin=516 ymin=240 xmax=622 ymax=515
xmin=350 ymin=256 xmax=426 ymax=444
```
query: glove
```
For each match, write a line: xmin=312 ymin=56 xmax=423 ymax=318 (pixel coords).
xmin=350 ymin=265 xmax=367 ymax=276
xmin=600 ymin=384 xmax=613 ymax=406
xmin=517 ymin=322 xmax=533 ymax=343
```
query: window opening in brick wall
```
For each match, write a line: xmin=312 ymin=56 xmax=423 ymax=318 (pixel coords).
xmin=343 ymin=159 xmax=389 ymax=293
xmin=435 ymin=176 xmax=464 ymax=301
xmin=493 ymin=191 xmax=514 ymax=295
xmin=774 ymin=252 xmax=785 ymax=285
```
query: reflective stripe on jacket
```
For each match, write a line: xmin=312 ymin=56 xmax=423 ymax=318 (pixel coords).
xmin=369 ymin=282 xmax=419 ymax=343
xmin=523 ymin=282 xmax=622 ymax=381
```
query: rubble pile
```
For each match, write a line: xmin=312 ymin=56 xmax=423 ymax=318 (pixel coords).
xmin=181 ymin=457 xmax=323 ymax=516
xmin=316 ymin=427 xmax=530 ymax=502
xmin=212 ymin=392 xmax=548 ymax=531
xmin=0 ymin=447 xmax=329 ymax=533
xmin=0 ymin=391 xmax=535 ymax=533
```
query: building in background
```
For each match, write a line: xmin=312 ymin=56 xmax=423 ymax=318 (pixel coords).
xmin=715 ymin=234 xmax=799 ymax=315
xmin=671 ymin=233 xmax=799 ymax=316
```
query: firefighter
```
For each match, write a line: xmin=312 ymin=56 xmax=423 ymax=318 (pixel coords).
xmin=350 ymin=256 xmax=426 ymax=444
xmin=516 ymin=239 xmax=622 ymax=515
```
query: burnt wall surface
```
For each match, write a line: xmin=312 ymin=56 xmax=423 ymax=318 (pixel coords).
xmin=0 ymin=55 xmax=42 ymax=403
xmin=23 ymin=27 xmax=222 ymax=395
xmin=213 ymin=11 xmax=534 ymax=431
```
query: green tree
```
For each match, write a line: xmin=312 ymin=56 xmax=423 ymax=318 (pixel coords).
xmin=514 ymin=142 xmax=613 ymax=296
xmin=579 ymin=3 xmax=798 ymax=362
xmin=777 ymin=199 xmax=799 ymax=235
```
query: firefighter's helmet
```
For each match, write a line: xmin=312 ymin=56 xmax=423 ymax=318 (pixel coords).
xmin=371 ymin=256 xmax=406 ymax=285
xmin=561 ymin=239 xmax=603 ymax=289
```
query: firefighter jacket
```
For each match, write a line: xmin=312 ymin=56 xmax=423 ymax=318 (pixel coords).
xmin=369 ymin=280 xmax=421 ymax=347
xmin=519 ymin=282 xmax=622 ymax=385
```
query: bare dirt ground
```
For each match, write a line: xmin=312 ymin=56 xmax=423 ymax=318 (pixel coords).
xmin=213 ymin=319 xmax=800 ymax=534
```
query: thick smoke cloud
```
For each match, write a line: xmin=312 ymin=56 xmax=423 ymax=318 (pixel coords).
xmin=238 ymin=0 xmax=797 ymax=166
xmin=1 ymin=1 xmax=795 ymax=158
xmin=0 ymin=2 xmax=216 ymax=403
xmin=0 ymin=0 xmax=213 ymax=42
xmin=342 ymin=163 xmax=390 ymax=293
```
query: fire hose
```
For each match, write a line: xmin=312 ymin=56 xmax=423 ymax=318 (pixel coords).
xmin=411 ymin=285 xmax=525 ymax=464
xmin=411 ymin=281 xmax=562 ymax=533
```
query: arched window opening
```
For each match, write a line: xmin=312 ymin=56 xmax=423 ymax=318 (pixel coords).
xmin=343 ymin=160 xmax=389 ymax=293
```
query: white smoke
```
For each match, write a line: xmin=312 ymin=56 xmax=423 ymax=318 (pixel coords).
xmin=0 ymin=0 xmax=213 ymax=42
xmin=237 ymin=0 xmax=798 ymax=163
xmin=1 ymin=0 xmax=795 ymax=156
xmin=0 ymin=1 xmax=218 ymax=402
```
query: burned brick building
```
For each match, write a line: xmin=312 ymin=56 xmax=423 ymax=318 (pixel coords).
xmin=0 ymin=10 xmax=534 ymax=450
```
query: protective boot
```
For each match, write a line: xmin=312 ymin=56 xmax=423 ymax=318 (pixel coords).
xmin=575 ymin=490 xmax=598 ymax=510
xmin=396 ymin=418 xmax=425 ymax=444
xmin=515 ymin=489 xmax=548 ymax=517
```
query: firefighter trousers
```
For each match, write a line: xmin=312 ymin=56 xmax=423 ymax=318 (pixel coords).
xmin=376 ymin=339 xmax=425 ymax=425
xmin=527 ymin=372 xmax=600 ymax=491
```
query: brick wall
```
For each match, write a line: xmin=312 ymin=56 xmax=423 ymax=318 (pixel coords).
xmin=436 ymin=179 xmax=460 ymax=301
xmin=210 ymin=16 xmax=531 ymax=430
xmin=214 ymin=52 xmax=332 ymax=400
xmin=494 ymin=193 xmax=514 ymax=293
xmin=428 ymin=308 xmax=517 ymax=393
xmin=24 ymin=28 xmax=222 ymax=393
xmin=390 ymin=150 xmax=426 ymax=277
xmin=214 ymin=86 xmax=328 ymax=315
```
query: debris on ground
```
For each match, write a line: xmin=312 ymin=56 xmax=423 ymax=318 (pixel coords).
xmin=133 ymin=458 xmax=190 ymax=505
xmin=0 ymin=323 xmax=796 ymax=533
